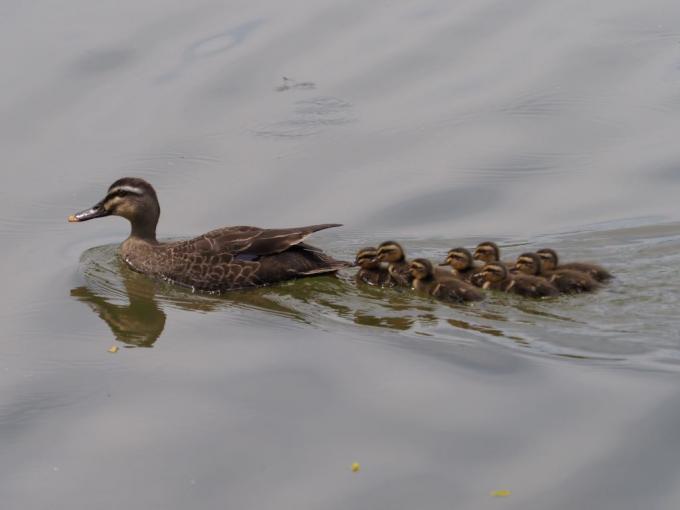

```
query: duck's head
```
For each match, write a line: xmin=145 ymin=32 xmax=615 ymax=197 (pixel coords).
xmin=473 ymin=241 xmax=500 ymax=263
xmin=354 ymin=247 xmax=380 ymax=269
xmin=536 ymin=248 xmax=559 ymax=271
xmin=409 ymin=258 xmax=433 ymax=281
xmin=515 ymin=252 xmax=543 ymax=276
xmin=442 ymin=247 xmax=474 ymax=270
xmin=480 ymin=262 xmax=507 ymax=283
xmin=68 ymin=178 xmax=160 ymax=240
xmin=377 ymin=241 xmax=406 ymax=263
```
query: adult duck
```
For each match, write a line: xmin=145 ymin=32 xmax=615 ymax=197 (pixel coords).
xmin=68 ymin=178 xmax=349 ymax=291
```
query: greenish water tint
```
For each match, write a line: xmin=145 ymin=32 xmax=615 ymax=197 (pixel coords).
xmin=3 ymin=0 xmax=680 ymax=508
xmin=75 ymin=220 xmax=680 ymax=369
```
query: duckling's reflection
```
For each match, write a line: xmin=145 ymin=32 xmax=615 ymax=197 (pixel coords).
xmin=71 ymin=254 xmax=527 ymax=348
xmin=71 ymin=259 xmax=419 ymax=346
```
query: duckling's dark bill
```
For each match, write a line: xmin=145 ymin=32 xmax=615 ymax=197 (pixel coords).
xmin=68 ymin=202 xmax=110 ymax=222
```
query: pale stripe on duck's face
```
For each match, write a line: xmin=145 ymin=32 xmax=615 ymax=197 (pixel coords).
xmin=409 ymin=262 xmax=426 ymax=279
xmin=446 ymin=250 xmax=472 ymax=269
xmin=107 ymin=185 xmax=145 ymax=197
xmin=355 ymin=248 xmax=379 ymax=268
xmin=473 ymin=243 xmax=498 ymax=263
xmin=516 ymin=256 xmax=539 ymax=275
xmin=537 ymin=250 xmax=558 ymax=270
xmin=409 ymin=259 xmax=432 ymax=279
xmin=481 ymin=263 xmax=506 ymax=283
xmin=377 ymin=242 xmax=405 ymax=263
xmin=69 ymin=186 xmax=146 ymax=222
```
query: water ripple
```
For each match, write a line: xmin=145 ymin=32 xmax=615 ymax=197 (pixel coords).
xmin=69 ymin=221 xmax=680 ymax=371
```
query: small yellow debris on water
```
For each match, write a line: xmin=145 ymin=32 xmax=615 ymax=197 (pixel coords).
xmin=490 ymin=490 xmax=511 ymax=497
xmin=108 ymin=345 xmax=119 ymax=353
xmin=351 ymin=462 xmax=360 ymax=473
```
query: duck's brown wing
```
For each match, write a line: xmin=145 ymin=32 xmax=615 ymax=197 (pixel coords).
xmin=513 ymin=275 xmax=559 ymax=297
xmin=181 ymin=224 xmax=343 ymax=256
xmin=433 ymin=281 xmax=485 ymax=302
xmin=549 ymin=269 xmax=600 ymax=293
xmin=153 ymin=224 xmax=348 ymax=291
xmin=559 ymin=262 xmax=612 ymax=282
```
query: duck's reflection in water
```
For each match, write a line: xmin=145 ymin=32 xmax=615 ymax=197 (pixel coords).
xmin=70 ymin=260 xmax=380 ymax=347
xmin=70 ymin=252 xmax=526 ymax=348
xmin=71 ymin=267 xmax=167 ymax=347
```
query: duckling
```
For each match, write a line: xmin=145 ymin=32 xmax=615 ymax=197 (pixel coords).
xmin=354 ymin=247 xmax=391 ymax=286
xmin=515 ymin=252 xmax=599 ymax=294
xmin=68 ymin=177 xmax=350 ymax=292
xmin=536 ymin=248 xmax=612 ymax=282
xmin=410 ymin=258 xmax=484 ymax=303
xmin=377 ymin=241 xmax=412 ymax=287
xmin=480 ymin=262 xmax=559 ymax=298
xmin=473 ymin=241 xmax=515 ymax=269
xmin=439 ymin=247 xmax=483 ymax=283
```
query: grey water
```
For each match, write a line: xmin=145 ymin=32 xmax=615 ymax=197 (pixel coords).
xmin=1 ymin=1 xmax=680 ymax=509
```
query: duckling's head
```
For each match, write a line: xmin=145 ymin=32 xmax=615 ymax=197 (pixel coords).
xmin=68 ymin=178 xmax=160 ymax=240
xmin=354 ymin=247 xmax=380 ymax=269
xmin=480 ymin=262 xmax=507 ymax=283
xmin=536 ymin=248 xmax=559 ymax=271
xmin=473 ymin=241 xmax=500 ymax=263
xmin=377 ymin=241 xmax=406 ymax=263
xmin=515 ymin=252 xmax=543 ymax=276
xmin=443 ymin=247 xmax=474 ymax=270
xmin=409 ymin=258 xmax=433 ymax=281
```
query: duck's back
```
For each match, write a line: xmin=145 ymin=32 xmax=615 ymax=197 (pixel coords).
xmin=122 ymin=224 xmax=349 ymax=291
xmin=548 ymin=269 xmax=600 ymax=293
xmin=432 ymin=279 xmax=485 ymax=302
xmin=509 ymin=274 xmax=559 ymax=298
xmin=559 ymin=262 xmax=611 ymax=282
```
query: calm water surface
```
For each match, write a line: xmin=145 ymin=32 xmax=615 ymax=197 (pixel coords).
xmin=1 ymin=1 xmax=680 ymax=509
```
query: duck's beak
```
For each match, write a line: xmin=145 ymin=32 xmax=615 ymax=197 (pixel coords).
xmin=438 ymin=255 xmax=453 ymax=266
xmin=68 ymin=199 xmax=110 ymax=222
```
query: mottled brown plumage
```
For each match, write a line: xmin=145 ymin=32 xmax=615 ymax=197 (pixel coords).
xmin=515 ymin=252 xmax=600 ymax=294
xmin=68 ymin=178 xmax=349 ymax=291
xmin=354 ymin=247 xmax=391 ymax=286
xmin=536 ymin=248 xmax=612 ymax=282
xmin=439 ymin=247 xmax=484 ymax=285
xmin=480 ymin=262 xmax=559 ymax=298
xmin=410 ymin=258 xmax=484 ymax=303
xmin=377 ymin=241 xmax=412 ymax=287
xmin=473 ymin=241 xmax=515 ymax=270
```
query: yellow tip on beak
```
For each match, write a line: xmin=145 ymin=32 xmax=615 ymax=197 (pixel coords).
xmin=68 ymin=214 xmax=79 ymax=223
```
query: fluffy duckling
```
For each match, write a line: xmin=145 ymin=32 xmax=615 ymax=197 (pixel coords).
xmin=515 ymin=252 xmax=599 ymax=294
xmin=439 ymin=247 xmax=482 ymax=283
xmin=354 ymin=247 xmax=391 ymax=286
xmin=536 ymin=248 xmax=612 ymax=282
xmin=480 ymin=262 xmax=559 ymax=298
xmin=377 ymin=241 xmax=412 ymax=287
xmin=473 ymin=241 xmax=515 ymax=269
xmin=410 ymin=258 xmax=484 ymax=303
